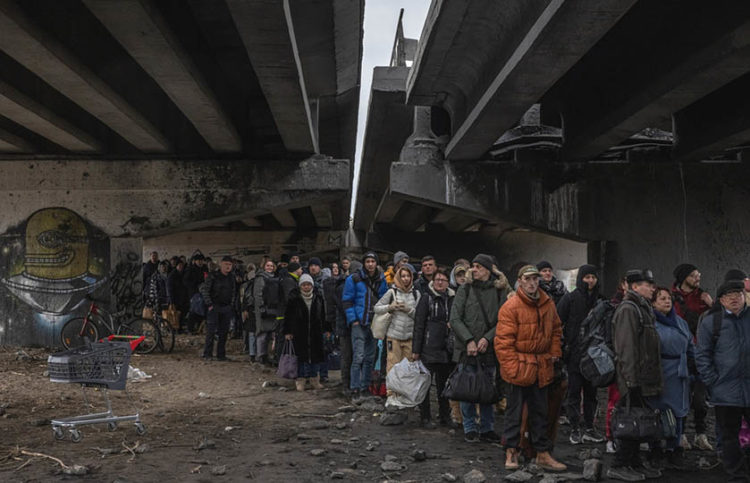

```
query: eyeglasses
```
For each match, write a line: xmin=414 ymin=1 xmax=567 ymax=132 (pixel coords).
xmin=434 ymin=278 xmax=448 ymax=284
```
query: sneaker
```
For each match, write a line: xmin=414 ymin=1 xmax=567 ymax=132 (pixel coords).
xmin=479 ymin=431 xmax=501 ymax=443
xmin=694 ymin=433 xmax=714 ymax=451
xmin=351 ymin=390 xmax=362 ymax=404
xmin=582 ymin=427 xmax=606 ymax=443
xmin=606 ymin=466 xmax=646 ymax=482
xmin=464 ymin=431 xmax=480 ymax=443
xmin=569 ymin=428 xmax=583 ymax=445
xmin=633 ymin=463 xmax=662 ymax=479
xmin=606 ymin=440 xmax=617 ymax=454
xmin=559 ymin=415 xmax=570 ymax=426
xmin=679 ymin=434 xmax=692 ymax=450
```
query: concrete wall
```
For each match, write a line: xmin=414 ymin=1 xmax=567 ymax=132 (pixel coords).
xmin=0 ymin=206 xmax=143 ymax=347
xmin=581 ymin=161 xmax=750 ymax=296
xmin=143 ymin=230 xmax=346 ymax=266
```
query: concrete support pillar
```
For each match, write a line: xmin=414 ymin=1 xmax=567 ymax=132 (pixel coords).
xmin=399 ymin=106 xmax=443 ymax=165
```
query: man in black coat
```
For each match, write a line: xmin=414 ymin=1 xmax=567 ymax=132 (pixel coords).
xmin=557 ymin=264 xmax=604 ymax=445
xmin=166 ymin=260 xmax=189 ymax=332
xmin=200 ymin=256 xmax=236 ymax=361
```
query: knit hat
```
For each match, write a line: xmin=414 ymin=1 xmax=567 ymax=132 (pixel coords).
xmin=308 ymin=257 xmax=322 ymax=267
xmin=363 ymin=251 xmax=379 ymax=264
xmin=280 ymin=253 xmax=290 ymax=264
xmin=724 ymin=269 xmax=747 ymax=282
xmin=578 ymin=264 xmax=598 ymax=278
xmin=287 ymin=262 xmax=301 ymax=273
xmin=626 ymin=269 xmax=654 ymax=284
xmin=299 ymin=274 xmax=314 ymax=286
xmin=536 ymin=260 xmax=553 ymax=271
xmin=717 ymin=280 xmax=745 ymax=299
xmin=673 ymin=263 xmax=697 ymax=284
xmin=393 ymin=251 xmax=409 ymax=265
xmin=472 ymin=253 xmax=494 ymax=272
xmin=517 ymin=264 xmax=540 ymax=279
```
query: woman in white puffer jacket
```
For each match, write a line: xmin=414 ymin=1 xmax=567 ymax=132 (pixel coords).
xmin=375 ymin=266 xmax=421 ymax=373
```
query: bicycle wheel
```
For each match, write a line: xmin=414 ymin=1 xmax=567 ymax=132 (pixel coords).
xmin=121 ymin=318 xmax=160 ymax=354
xmin=60 ymin=317 xmax=99 ymax=349
xmin=156 ymin=316 xmax=175 ymax=353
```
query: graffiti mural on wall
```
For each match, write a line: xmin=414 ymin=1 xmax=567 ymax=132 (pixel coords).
xmin=0 ymin=207 xmax=109 ymax=346
xmin=109 ymin=251 xmax=143 ymax=316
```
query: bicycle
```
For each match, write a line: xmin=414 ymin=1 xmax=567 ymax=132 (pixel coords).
xmin=60 ymin=297 xmax=161 ymax=354
xmin=152 ymin=309 xmax=175 ymax=353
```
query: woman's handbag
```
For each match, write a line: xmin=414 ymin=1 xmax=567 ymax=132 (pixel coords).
xmin=371 ymin=289 xmax=394 ymax=340
xmin=141 ymin=306 xmax=154 ymax=320
xmin=611 ymin=392 xmax=662 ymax=441
xmin=660 ymin=407 xmax=677 ymax=439
xmin=162 ymin=304 xmax=181 ymax=329
xmin=441 ymin=356 xmax=499 ymax=404
xmin=276 ymin=340 xmax=298 ymax=379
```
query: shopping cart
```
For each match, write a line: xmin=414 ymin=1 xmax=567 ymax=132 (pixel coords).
xmin=47 ymin=335 xmax=146 ymax=442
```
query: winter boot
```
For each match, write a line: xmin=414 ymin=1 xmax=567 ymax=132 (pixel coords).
xmin=536 ymin=451 xmax=567 ymax=472
xmin=295 ymin=378 xmax=306 ymax=392
xmin=310 ymin=376 xmax=324 ymax=390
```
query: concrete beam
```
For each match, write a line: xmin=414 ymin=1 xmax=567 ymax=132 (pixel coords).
xmin=388 ymin=161 xmax=589 ymax=240
xmin=0 ymin=81 xmax=100 ymax=152
xmin=0 ymin=0 xmax=169 ymax=152
xmin=407 ymin=0 xmax=635 ymax=161
xmin=391 ymin=201 xmax=436 ymax=232
xmin=550 ymin=2 xmax=750 ymax=160
xmin=353 ymin=66 xmax=412 ymax=231
xmin=0 ymin=156 xmax=349 ymax=237
xmin=0 ymin=126 xmax=34 ymax=153
xmin=226 ymin=0 xmax=318 ymax=154
xmin=270 ymin=209 xmax=297 ymax=228
xmin=83 ymin=0 xmax=241 ymax=153
xmin=673 ymin=72 xmax=750 ymax=162
xmin=311 ymin=203 xmax=333 ymax=228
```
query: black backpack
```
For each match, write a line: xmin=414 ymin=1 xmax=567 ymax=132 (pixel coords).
xmin=578 ymin=299 xmax=618 ymax=387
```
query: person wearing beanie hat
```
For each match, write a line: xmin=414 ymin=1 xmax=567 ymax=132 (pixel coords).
xmin=385 ymin=251 xmax=408 ymax=286
xmin=279 ymin=253 xmax=290 ymax=267
xmin=557 ymin=264 xmax=604 ymax=445
xmin=342 ymin=250 xmax=387 ymax=402
xmin=283 ymin=271 xmax=331 ymax=392
xmin=670 ymin=263 xmax=714 ymax=452
xmin=448 ymin=254 xmax=509 ymax=444
xmin=696 ymin=277 xmax=750 ymax=481
xmin=537 ymin=261 xmax=568 ymax=305
xmin=607 ymin=271 xmax=664 ymax=481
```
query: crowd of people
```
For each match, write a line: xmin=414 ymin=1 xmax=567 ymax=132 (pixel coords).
xmin=142 ymin=250 xmax=750 ymax=482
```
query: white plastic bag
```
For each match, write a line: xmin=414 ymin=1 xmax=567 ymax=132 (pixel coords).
xmin=385 ymin=358 xmax=431 ymax=408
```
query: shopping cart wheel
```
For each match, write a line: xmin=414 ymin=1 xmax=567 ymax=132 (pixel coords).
xmin=135 ymin=422 xmax=146 ymax=436
xmin=53 ymin=426 xmax=65 ymax=440
xmin=70 ymin=429 xmax=82 ymax=443
xmin=107 ymin=422 xmax=117 ymax=432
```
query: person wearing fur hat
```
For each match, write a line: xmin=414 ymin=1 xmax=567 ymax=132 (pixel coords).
xmin=670 ymin=263 xmax=714 ymax=452
xmin=283 ymin=274 xmax=331 ymax=392
xmin=449 ymin=253 xmax=509 ymax=444
xmin=557 ymin=264 xmax=605 ymax=445
xmin=374 ymin=265 xmax=421 ymax=374
xmin=537 ymin=261 xmax=568 ymax=305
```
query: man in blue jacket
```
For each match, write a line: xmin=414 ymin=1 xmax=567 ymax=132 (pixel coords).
xmin=342 ymin=251 xmax=387 ymax=402
xmin=696 ymin=279 xmax=750 ymax=482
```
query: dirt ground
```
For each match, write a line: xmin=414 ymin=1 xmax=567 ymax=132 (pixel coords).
xmin=0 ymin=335 xmax=732 ymax=482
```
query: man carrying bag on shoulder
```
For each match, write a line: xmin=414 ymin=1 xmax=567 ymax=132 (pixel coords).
xmin=448 ymin=254 xmax=507 ymax=444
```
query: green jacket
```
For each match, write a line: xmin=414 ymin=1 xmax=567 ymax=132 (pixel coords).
xmin=449 ymin=278 xmax=507 ymax=364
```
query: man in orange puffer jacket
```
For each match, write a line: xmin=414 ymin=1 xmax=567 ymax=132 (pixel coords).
xmin=495 ymin=265 xmax=566 ymax=472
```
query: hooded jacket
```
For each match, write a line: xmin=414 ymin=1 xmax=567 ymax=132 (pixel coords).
xmin=612 ymin=290 xmax=663 ymax=396
xmin=556 ymin=264 xmax=603 ymax=365
xmin=253 ymin=271 xmax=282 ymax=333
xmin=282 ymin=287 xmax=330 ymax=364
xmin=539 ymin=277 xmax=568 ymax=305
xmin=671 ymin=283 xmax=711 ymax=337
xmin=413 ymin=282 xmax=455 ymax=364
xmin=342 ymin=267 xmax=387 ymax=327
xmin=696 ymin=304 xmax=750 ymax=406
xmin=374 ymin=267 xmax=421 ymax=340
xmin=495 ymin=288 xmax=562 ymax=388
xmin=449 ymin=271 xmax=509 ymax=364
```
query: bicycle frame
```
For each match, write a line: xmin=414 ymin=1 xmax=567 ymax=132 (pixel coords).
xmin=78 ymin=301 xmax=117 ymax=337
